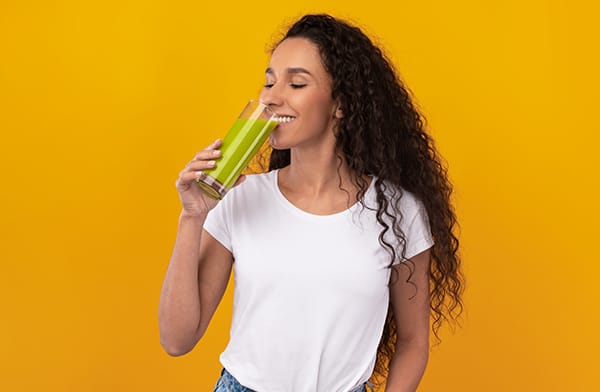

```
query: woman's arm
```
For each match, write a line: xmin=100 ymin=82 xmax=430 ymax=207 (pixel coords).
xmin=159 ymin=217 xmax=233 ymax=356
xmin=385 ymin=249 xmax=431 ymax=392
xmin=158 ymin=139 xmax=235 ymax=356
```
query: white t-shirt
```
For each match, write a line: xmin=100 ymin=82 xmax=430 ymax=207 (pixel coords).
xmin=204 ymin=170 xmax=433 ymax=392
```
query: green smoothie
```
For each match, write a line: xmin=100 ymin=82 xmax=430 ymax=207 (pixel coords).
xmin=200 ymin=117 xmax=277 ymax=198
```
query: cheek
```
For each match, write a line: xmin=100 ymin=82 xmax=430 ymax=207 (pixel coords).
xmin=298 ymin=92 xmax=334 ymax=114
xmin=304 ymin=100 xmax=335 ymax=127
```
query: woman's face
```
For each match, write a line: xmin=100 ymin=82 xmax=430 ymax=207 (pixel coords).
xmin=260 ymin=37 xmax=340 ymax=150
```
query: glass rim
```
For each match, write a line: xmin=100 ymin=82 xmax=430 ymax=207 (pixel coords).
xmin=251 ymin=99 xmax=275 ymax=117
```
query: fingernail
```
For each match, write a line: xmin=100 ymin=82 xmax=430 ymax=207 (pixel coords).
xmin=213 ymin=150 xmax=221 ymax=157
xmin=208 ymin=160 xmax=216 ymax=167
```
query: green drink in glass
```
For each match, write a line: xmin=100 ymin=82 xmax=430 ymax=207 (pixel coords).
xmin=195 ymin=100 xmax=277 ymax=199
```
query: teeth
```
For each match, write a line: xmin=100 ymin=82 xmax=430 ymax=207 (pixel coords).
xmin=274 ymin=116 xmax=296 ymax=123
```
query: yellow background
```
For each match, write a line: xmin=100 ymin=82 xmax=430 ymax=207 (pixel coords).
xmin=1 ymin=0 xmax=598 ymax=390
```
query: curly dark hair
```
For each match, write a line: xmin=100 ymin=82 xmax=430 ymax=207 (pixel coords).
xmin=264 ymin=14 xmax=464 ymax=385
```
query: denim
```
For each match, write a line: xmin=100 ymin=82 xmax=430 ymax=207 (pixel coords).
xmin=212 ymin=368 xmax=374 ymax=392
xmin=213 ymin=368 xmax=255 ymax=392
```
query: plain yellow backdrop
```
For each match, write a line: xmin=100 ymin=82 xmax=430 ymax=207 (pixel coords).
xmin=1 ymin=0 xmax=598 ymax=391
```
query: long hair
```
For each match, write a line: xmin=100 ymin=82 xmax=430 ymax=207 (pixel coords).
xmin=267 ymin=14 xmax=464 ymax=385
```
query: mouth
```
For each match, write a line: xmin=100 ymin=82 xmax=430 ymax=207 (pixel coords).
xmin=273 ymin=115 xmax=296 ymax=124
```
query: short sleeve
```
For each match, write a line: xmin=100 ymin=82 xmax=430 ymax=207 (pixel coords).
xmin=402 ymin=205 xmax=434 ymax=260
xmin=203 ymin=193 xmax=233 ymax=252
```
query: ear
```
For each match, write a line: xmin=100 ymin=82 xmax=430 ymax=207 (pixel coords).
xmin=334 ymin=106 xmax=344 ymax=119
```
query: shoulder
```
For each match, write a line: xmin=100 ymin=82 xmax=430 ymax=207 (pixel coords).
xmin=207 ymin=171 xmax=277 ymax=225
xmin=366 ymin=177 xmax=426 ymax=218
xmin=368 ymin=179 xmax=434 ymax=260
xmin=218 ymin=170 xmax=277 ymax=207
xmin=397 ymin=188 xmax=426 ymax=219
xmin=230 ymin=171 xmax=275 ymax=195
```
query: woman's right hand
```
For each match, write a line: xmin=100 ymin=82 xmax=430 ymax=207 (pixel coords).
xmin=175 ymin=139 xmax=223 ymax=215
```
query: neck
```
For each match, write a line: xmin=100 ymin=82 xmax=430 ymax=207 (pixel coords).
xmin=281 ymin=147 xmax=354 ymax=197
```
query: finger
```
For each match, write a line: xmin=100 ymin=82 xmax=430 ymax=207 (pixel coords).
xmin=193 ymin=148 xmax=221 ymax=161
xmin=185 ymin=159 xmax=217 ymax=173
xmin=179 ymin=157 xmax=216 ymax=178
xmin=177 ymin=170 xmax=208 ymax=188
xmin=202 ymin=138 xmax=222 ymax=152
xmin=208 ymin=138 xmax=222 ymax=149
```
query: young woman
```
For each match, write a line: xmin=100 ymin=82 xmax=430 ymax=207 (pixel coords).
xmin=159 ymin=14 xmax=463 ymax=392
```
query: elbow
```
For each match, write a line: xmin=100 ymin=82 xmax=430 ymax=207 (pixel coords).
xmin=159 ymin=327 xmax=202 ymax=357
xmin=160 ymin=336 xmax=195 ymax=357
xmin=396 ymin=334 xmax=430 ymax=356
xmin=163 ymin=346 xmax=191 ymax=357
xmin=158 ymin=315 xmax=207 ymax=356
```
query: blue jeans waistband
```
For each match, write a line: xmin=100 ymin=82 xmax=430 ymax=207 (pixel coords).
xmin=213 ymin=368 xmax=374 ymax=392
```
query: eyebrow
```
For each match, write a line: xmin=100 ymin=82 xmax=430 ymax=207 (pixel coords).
xmin=265 ymin=67 xmax=312 ymax=76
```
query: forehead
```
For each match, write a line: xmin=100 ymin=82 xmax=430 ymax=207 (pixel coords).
xmin=268 ymin=37 xmax=327 ymax=77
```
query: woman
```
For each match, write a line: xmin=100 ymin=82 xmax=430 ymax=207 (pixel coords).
xmin=159 ymin=14 xmax=463 ymax=392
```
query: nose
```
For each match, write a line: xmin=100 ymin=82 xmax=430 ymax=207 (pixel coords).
xmin=259 ymin=82 xmax=284 ymax=109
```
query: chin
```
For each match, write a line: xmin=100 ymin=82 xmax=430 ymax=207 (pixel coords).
xmin=269 ymin=134 xmax=291 ymax=150
xmin=269 ymin=143 xmax=291 ymax=151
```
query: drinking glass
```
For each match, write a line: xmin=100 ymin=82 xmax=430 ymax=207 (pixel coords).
xmin=195 ymin=100 xmax=277 ymax=199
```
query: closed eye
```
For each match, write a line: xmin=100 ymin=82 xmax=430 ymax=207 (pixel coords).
xmin=264 ymin=83 xmax=306 ymax=89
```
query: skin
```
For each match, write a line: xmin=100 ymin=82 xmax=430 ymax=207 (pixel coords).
xmin=262 ymin=37 xmax=356 ymax=214
xmin=158 ymin=138 xmax=236 ymax=355
xmin=158 ymin=37 xmax=431 ymax=391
